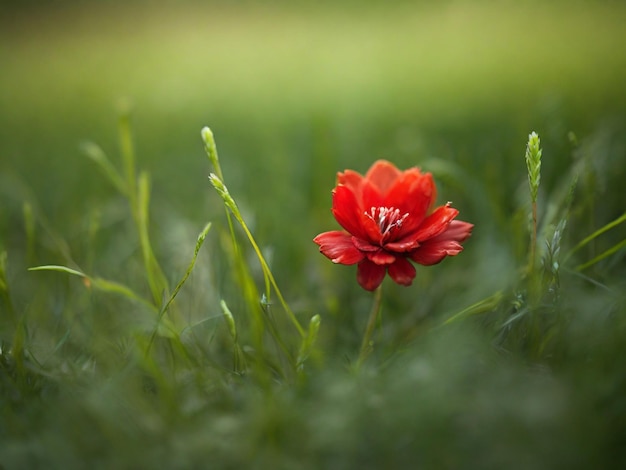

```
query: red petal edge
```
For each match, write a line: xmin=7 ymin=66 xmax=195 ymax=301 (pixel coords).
xmin=432 ymin=220 xmax=474 ymax=243
xmin=331 ymin=185 xmax=367 ymax=240
xmin=364 ymin=160 xmax=402 ymax=194
xmin=366 ymin=250 xmax=396 ymax=265
xmin=410 ymin=240 xmax=463 ymax=266
xmin=313 ymin=231 xmax=364 ymax=265
xmin=388 ymin=258 xmax=416 ymax=286
xmin=412 ymin=204 xmax=459 ymax=242
xmin=410 ymin=219 xmax=473 ymax=266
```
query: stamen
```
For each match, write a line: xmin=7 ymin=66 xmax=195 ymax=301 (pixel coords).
xmin=365 ymin=206 xmax=409 ymax=238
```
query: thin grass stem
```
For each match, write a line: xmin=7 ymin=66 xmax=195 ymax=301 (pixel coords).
xmin=234 ymin=213 xmax=304 ymax=337
xmin=145 ymin=223 xmax=212 ymax=355
xmin=530 ymin=201 xmax=537 ymax=272
xmin=203 ymin=128 xmax=304 ymax=338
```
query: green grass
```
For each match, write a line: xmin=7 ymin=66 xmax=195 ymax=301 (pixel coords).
xmin=1 ymin=1 xmax=626 ymax=468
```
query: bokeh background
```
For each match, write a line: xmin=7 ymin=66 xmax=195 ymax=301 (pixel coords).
xmin=3 ymin=0 xmax=625 ymax=295
xmin=2 ymin=0 xmax=626 ymax=467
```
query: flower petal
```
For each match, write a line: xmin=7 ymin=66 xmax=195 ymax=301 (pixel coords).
xmin=352 ymin=237 xmax=380 ymax=252
xmin=412 ymin=204 xmax=459 ymax=242
xmin=432 ymin=220 xmax=474 ymax=243
xmin=357 ymin=259 xmax=387 ymax=291
xmin=384 ymin=237 xmax=420 ymax=252
xmin=364 ymin=160 xmax=402 ymax=194
xmin=409 ymin=219 xmax=473 ymax=266
xmin=361 ymin=179 xmax=384 ymax=211
xmin=386 ymin=172 xmax=436 ymax=235
xmin=410 ymin=240 xmax=464 ymax=266
xmin=366 ymin=249 xmax=396 ymax=265
xmin=337 ymin=170 xmax=364 ymax=197
xmin=313 ymin=231 xmax=364 ymax=265
xmin=388 ymin=258 xmax=416 ymax=286
xmin=360 ymin=207 xmax=386 ymax=245
xmin=331 ymin=185 xmax=367 ymax=239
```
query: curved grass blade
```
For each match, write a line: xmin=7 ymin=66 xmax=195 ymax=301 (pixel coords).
xmin=145 ymin=222 xmax=212 ymax=354
xmin=209 ymin=173 xmax=304 ymax=338
xmin=575 ymin=238 xmax=626 ymax=271
xmin=439 ymin=290 xmax=504 ymax=327
xmin=565 ymin=211 xmax=626 ymax=262
xmin=81 ymin=141 xmax=127 ymax=195
xmin=28 ymin=265 xmax=86 ymax=277
xmin=28 ymin=265 xmax=157 ymax=312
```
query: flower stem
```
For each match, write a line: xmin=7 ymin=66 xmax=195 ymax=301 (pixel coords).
xmin=357 ymin=285 xmax=383 ymax=367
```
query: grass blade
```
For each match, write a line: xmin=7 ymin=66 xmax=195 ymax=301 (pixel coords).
xmin=565 ymin=211 xmax=626 ymax=261
xmin=440 ymin=291 xmax=504 ymax=327
xmin=29 ymin=264 xmax=156 ymax=311
xmin=137 ymin=171 xmax=170 ymax=306
xmin=28 ymin=265 xmax=87 ymax=277
xmin=575 ymin=238 xmax=626 ymax=271
xmin=81 ymin=141 xmax=127 ymax=195
xmin=145 ymin=223 xmax=212 ymax=354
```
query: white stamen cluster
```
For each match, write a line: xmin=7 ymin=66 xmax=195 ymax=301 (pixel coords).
xmin=365 ymin=206 xmax=409 ymax=236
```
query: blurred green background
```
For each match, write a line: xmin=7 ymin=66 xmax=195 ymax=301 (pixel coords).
xmin=2 ymin=1 xmax=626 ymax=466
xmin=2 ymin=0 xmax=625 ymax=292
xmin=3 ymin=2 xmax=625 ymax=203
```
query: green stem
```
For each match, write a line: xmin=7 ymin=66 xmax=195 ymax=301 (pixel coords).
xmin=357 ymin=285 xmax=383 ymax=367
xmin=529 ymin=200 xmax=537 ymax=273
xmin=235 ymin=214 xmax=304 ymax=337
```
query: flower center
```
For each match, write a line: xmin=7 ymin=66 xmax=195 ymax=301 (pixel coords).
xmin=365 ymin=206 xmax=409 ymax=238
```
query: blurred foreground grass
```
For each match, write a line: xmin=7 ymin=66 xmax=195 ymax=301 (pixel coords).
xmin=1 ymin=1 xmax=626 ymax=468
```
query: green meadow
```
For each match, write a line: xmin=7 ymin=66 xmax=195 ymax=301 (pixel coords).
xmin=1 ymin=1 xmax=626 ymax=467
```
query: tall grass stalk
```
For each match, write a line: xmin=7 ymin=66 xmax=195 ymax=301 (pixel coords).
xmin=82 ymin=111 xmax=170 ymax=307
xmin=30 ymin=116 xmax=216 ymax=368
xmin=202 ymin=127 xmax=323 ymax=379
xmin=118 ymin=112 xmax=170 ymax=306
xmin=525 ymin=131 xmax=542 ymax=274
xmin=202 ymin=127 xmax=306 ymax=340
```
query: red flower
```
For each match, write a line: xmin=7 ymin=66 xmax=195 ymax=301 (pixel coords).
xmin=313 ymin=160 xmax=473 ymax=291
